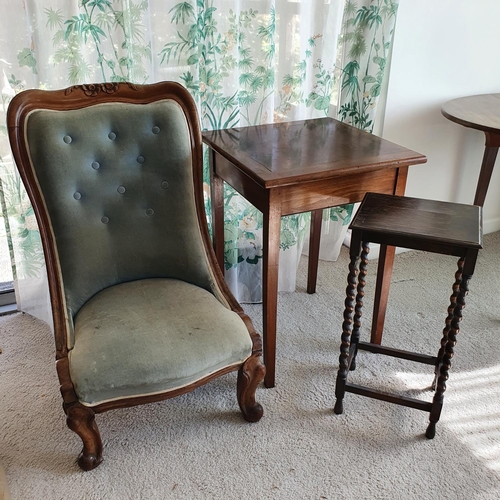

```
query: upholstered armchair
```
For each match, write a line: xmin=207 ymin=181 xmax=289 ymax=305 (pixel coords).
xmin=7 ymin=81 xmax=265 ymax=470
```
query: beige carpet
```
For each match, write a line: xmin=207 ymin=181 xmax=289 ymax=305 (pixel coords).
xmin=1 ymin=232 xmax=500 ymax=499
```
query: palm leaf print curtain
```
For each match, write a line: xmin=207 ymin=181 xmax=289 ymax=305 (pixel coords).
xmin=0 ymin=0 xmax=399 ymax=324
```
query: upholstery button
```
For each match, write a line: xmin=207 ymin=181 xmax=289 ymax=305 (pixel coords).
xmin=137 ymin=155 xmax=145 ymax=164
xmin=73 ymin=192 xmax=82 ymax=200
xmin=152 ymin=126 xmax=160 ymax=134
xmin=108 ymin=132 xmax=116 ymax=140
xmin=117 ymin=186 xmax=126 ymax=194
xmin=63 ymin=135 xmax=72 ymax=144
xmin=161 ymin=181 xmax=169 ymax=189
xmin=101 ymin=216 xmax=109 ymax=224
xmin=91 ymin=161 xmax=100 ymax=170
xmin=146 ymin=209 xmax=154 ymax=216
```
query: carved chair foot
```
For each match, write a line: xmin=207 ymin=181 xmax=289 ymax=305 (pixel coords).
xmin=65 ymin=403 xmax=103 ymax=471
xmin=237 ymin=354 xmax=265 ymax=423
xmin=77 ymin=450 xmax=103 ymax=471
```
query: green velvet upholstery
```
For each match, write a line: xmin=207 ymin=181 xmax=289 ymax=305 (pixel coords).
xmin=69 ymin=278 xmax=252 ymax=405
xmin=25 ymin=100 xmax=213 ymax=347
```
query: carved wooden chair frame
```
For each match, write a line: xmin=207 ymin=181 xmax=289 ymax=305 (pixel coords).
xmin=7 ymin=81 xmax=265 ymax=470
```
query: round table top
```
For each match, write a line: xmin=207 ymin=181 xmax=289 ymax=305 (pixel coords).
xmin=442 ymin=93 xmax=500 ymax=135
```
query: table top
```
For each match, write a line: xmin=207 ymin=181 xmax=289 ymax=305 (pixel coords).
xmin=202 ymin=117 xmax=426 ymax=189
xmin=352 ymin=193 xmax=483 ymax=250
xmin=442 ymin=93 xmax=500 ymax=135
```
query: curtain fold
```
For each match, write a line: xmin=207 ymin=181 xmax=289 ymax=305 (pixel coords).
xmin=0 ymin=0 xmax=399 ymax=325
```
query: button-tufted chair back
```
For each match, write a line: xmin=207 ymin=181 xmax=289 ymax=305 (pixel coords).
xmin=7 ymin=82 xmax=265 ymax=471
xmin=14 ymin=84 xmax=216 ymax=346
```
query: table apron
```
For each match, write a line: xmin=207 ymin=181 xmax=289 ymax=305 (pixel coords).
xmin=279 ymin=168 xmax=400 ymax=215
xmin=214 ymin=152 xmax=405 ymax=216
xmin=213 ymin=152 xmax=268 ymax=213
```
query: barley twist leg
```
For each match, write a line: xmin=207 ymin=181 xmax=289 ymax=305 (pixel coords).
xmin=334 ymin=252 xmax=359 ymax=415
xmin=432 ymin=257 xmax=463 ymax=390
xmin=350 ymin=241 xmax=370 ymax=371
xmin=426 ymin=265 xmax=470 ymax=439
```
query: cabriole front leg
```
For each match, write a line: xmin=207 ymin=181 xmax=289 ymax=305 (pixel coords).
xmin=237 ymin=354 xmax=266 ymax=422
xmin=65 ymin=402 xmax=103 ymax=470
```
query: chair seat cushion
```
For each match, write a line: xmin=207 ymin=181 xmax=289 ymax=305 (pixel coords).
xmin=68 ymin=278 xmax=253 ymax=406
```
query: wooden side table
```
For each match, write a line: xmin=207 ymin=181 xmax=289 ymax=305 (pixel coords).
xmin=334 ymin=192 xmax=482 ymax=439
xmin=442 ymin=93 xmax=500 ymax=206
xmin=202 ymin=118 xmax=427 ymax=388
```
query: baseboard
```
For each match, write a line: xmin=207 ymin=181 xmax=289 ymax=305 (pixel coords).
xmin=483 ymin=216 xmax=500 ymax=235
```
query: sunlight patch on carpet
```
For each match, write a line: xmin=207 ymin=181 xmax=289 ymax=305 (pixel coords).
xmin=398 ymin=365 xmax=500 ymax=473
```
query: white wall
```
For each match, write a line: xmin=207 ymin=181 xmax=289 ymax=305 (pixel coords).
xmin=383 ymin=0 xmax=500 ymax=234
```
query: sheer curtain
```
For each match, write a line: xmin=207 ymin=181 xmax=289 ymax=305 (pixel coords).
xmin=0 ymin=0 xmax=400 ymax=325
